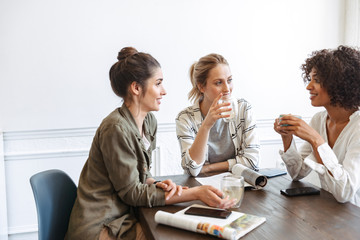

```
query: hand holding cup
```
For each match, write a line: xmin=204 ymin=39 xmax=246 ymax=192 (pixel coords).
xmin=221 ymin=175 xmax=244 ymax=208
xmin=279 ymin=114 xmax=302 ymax=126
xmin=218 ymin=95 xmax=236 ymax=122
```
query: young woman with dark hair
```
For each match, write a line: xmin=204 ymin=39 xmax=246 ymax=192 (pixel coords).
xmin=66 ymin=47 xmax=235 ymax=240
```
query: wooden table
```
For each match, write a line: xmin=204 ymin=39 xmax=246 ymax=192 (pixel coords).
xmin=138 ymin=174 xmax=360 ymax=240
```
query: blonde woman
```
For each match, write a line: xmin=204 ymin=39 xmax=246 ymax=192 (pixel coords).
xmin=176 ymin=53 xmax=260 ymax=177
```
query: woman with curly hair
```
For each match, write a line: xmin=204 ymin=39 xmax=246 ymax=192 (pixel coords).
xmin=274 ymin=45 xmax=360 ymax=206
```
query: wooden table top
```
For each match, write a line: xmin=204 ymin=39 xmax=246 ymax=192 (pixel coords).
xmin=138 ymin=174 xmax=360 ymax=240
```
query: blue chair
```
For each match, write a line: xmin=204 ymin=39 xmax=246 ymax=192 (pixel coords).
xmin=30 ymin=169 xmax=77 ymax=240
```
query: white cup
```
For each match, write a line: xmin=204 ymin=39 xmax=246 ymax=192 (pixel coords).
xmin=221 ymin=175 xmax=244 ymax=208
xmin=218 ymin=96 xmax=235 ymax=122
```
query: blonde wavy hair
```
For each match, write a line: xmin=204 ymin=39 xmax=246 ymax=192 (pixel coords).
xmin=188 ymin=53 xmax=229 ymax=103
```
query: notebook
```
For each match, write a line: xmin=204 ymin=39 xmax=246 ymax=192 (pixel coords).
xmin=257 ymin=168 xmax=287 ymax=178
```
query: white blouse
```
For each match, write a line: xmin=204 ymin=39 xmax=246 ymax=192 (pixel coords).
xmin=280 ymin=110 xmax=360 ymax=207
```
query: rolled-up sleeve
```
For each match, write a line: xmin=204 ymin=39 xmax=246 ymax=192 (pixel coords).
xmin=315 ymin=141 xmax=360 ymax=203
xmin=280 ymin=139 xmax=312 ymax=180
xmin=175 ymin=113 xmax=205 ymax=176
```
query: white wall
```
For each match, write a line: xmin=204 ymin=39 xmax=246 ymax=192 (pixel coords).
xmin=0 ymin=0 xmax=344 ymax=131
xmin=344 ymin=0 xmax=360 ymax=45
xmin=0 ymin=0 xmax=348 ymax=239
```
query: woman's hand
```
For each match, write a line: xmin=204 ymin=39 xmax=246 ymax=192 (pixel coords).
xmin=275 ymin=115 xmax=324 ymax=148
xmin=195 ymin=185 xmax=236 ymax=209
xmin=200 ymin=162 xmax=229 ymax=174
xmin=274 ymin=116 xmax=294 ymax=151
xmin=156 ymin=179 xmax=189 ymax=200
xmin=274 ymin=117 xmax=293 ymax=136
xmin=163 ymin=185 xmax=235 ymax=207
xmin=202 ymin=94 xmax=231 ymax=130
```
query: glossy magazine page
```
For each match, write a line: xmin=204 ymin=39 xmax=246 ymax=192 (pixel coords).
xmin=154 ymin=204 xmax=266 ymax=240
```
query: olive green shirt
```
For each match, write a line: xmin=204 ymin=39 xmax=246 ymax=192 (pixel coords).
xmin=66 ymin=104 xmax=165 ymax=240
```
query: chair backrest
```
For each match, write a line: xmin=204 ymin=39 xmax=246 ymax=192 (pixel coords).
xmin=30 ymin=169 xmax=77 ymax=240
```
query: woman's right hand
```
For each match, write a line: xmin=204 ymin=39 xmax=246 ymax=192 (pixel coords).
xmin=202 ymin=94 xmax=231 ymax=130
xmin=158 ymin=179 xmax=189 ymax=200
xmin=274 ymin=116 xmax=293 ymax=152
xmin=274 ymin=117 xmax=292 ymax=136
xmin=195 ymin=185 xmax=236 ymax=209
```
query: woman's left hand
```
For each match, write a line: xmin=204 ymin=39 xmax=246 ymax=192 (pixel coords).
xmin=155 ymin=179 xmax=189 ymax=200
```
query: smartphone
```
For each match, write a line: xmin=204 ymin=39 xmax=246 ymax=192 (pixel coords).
xmin=184 ymin=207 xmax=232 ymax=219
xmin=280 ymin=187 xmax=320 ymax=197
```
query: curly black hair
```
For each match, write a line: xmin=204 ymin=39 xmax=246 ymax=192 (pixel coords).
xmin=301 ymin=45 xmax=360 ymax=110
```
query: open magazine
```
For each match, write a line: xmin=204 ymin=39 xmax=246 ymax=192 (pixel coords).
xmin=196 ymin=164 xmax=267 ymax=190
xmin=154 ymin=204 xmax=266 ymax=240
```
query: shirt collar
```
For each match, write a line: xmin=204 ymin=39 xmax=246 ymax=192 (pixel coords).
xmin=118 ymin=104 xmax=154 ymax=143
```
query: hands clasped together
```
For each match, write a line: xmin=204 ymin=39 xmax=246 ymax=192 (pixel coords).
xmin=154 ymin=179 xmax=187 ymax=200
xmin=154 ymin=179 xmax=236 ymax=209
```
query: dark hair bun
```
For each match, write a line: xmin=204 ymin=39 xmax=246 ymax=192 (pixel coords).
xmin=117 ymin=47 xmax=138 ymax=61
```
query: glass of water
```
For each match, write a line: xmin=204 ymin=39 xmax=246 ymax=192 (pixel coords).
xmin=221 ymin=175 xmax=244 ymax=208
xmin=218 ymin=95 xmax=235 ymax=122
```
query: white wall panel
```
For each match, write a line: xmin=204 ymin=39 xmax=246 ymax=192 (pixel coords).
xmin=0 ymin=132 xmax=9 ymax=240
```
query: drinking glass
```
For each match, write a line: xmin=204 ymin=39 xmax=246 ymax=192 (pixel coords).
xmin=218 ymin=96 xmax=235 ymax=122
xmin=221 ymin=175 xmax=244 ymax=208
